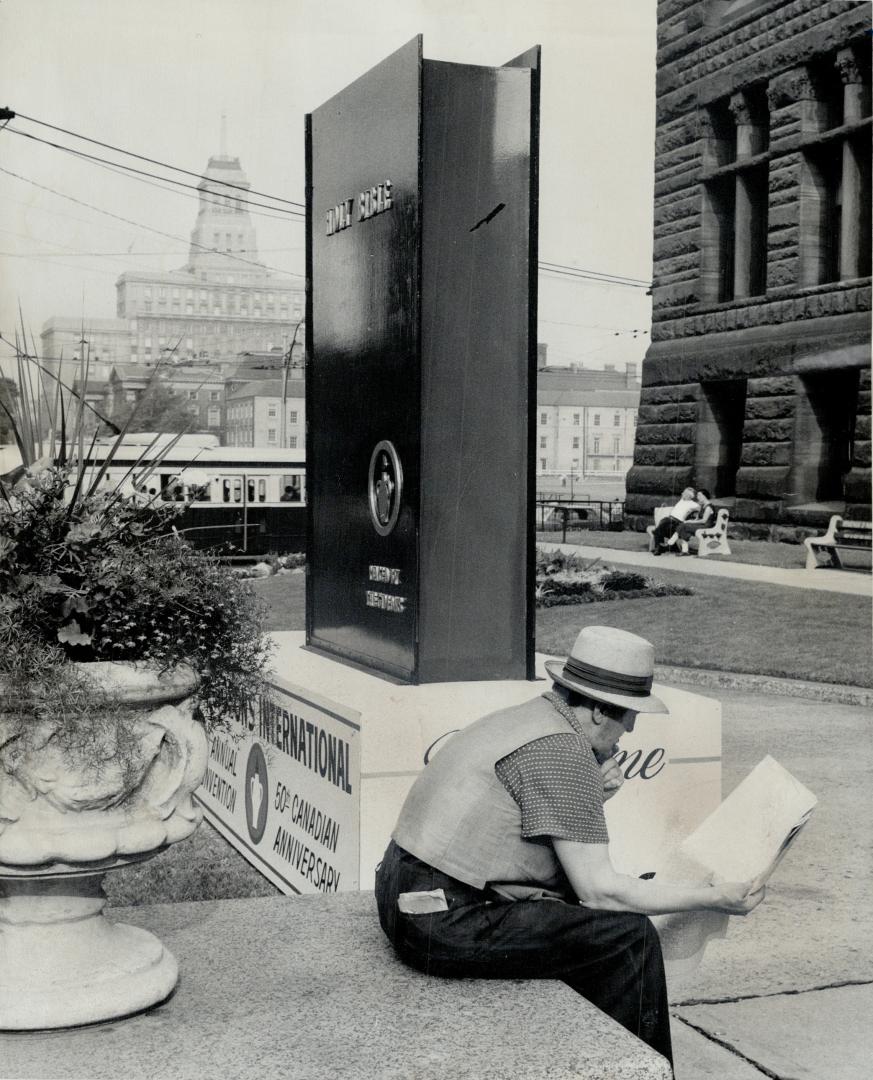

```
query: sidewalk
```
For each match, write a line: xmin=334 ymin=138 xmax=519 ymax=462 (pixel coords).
xmin=664 ymin=682 xmax=873 ymax=1079
xmin=540 ymin=539 xmax=872 ymax=597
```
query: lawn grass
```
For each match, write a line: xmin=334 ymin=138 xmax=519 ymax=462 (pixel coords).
xmin=104 ymin=819 xmax=278 ymax=907
xmin=536 ymin=528 xmax=811 ymax=569
xmin=537 ymin=561 xmax=873 ymax=687
xmin=253 ymin=570 xmax=306 ymax=632
xmin=250 ymin=560 xmax=872 ymax=687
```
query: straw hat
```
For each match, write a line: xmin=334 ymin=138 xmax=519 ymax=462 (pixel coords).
xmin=544 ymin=625 xmax=667 ymax=714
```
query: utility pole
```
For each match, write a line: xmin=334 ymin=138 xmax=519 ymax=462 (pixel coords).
xmin=280 ymin=319 xmax=304 ymax=448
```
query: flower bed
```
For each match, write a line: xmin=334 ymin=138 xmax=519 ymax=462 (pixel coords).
xmin=232 ymin=552 xmax=306 ymax=578
xmin=535 ymin=547 xmax=692 ymax=608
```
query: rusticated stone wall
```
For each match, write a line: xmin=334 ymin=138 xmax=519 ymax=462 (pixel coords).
xmin=625 ymin=0 xmax=872 ymax=537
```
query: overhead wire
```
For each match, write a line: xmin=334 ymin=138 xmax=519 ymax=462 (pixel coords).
xmin=11 ymin=110 xmax=305 ymax=209
xmin=0 ymin=113 xmax=656 ymax=301
xmin=4 ymin=126 xmax=305 ymax=221
xmin=539 ymin=259 xmax=651 ymax=287
xmin=62 ymin=141 xmax=304 ymax=227
xmin=538 ymin=265 xmax=651 ymax=289
xmin=2 ymin=119 xmax=653 ymax=292
xmin=0 ymin=165 xmax=302 ymax=278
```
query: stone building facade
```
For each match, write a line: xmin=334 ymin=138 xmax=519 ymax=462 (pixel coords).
xmin=625 ymin=0 xmax=871 ymax=536
xmin=225 ymin=378 xmax=306 ymax=449
xmin=536 ymin=364 xmax=641 ymax=489
xmin=40 ymin=317 xmax=131 ymax=370
xmin=105 ymin=364 xmax=226 ymax=435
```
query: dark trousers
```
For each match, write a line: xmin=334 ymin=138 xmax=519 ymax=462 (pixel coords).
xmin=375 ymin=841 xmax=673 ymax=1070
xmin=652 ymin=516 xmax=684 ymax=548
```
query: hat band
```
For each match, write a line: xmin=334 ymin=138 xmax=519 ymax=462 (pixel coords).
xmin=563 ymin=656 xmax=653 ymax=697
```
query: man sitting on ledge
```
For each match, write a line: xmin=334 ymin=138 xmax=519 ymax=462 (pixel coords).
xmin=375 ymin=626 xmax=765 ymax=1073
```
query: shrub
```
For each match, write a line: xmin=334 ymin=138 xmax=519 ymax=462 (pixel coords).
xmin=534 ymin=545 xmax=693 ymax=608
xmin=600 ymin=570 xmax=648 ymax=592
xmin=0 ymin=465 xmax=270 ymax=773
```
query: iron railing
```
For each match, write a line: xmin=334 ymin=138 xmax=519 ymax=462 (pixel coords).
xmin=535 ymin=496 xmax=625 ymax=542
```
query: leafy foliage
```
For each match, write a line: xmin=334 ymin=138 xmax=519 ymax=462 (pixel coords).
xmin=535 ymin=546 xmax=693 ymax=607
xmin=0 ymin=465 xmax=269 ymax=731
xmin=537 ymin=583 xmax=694 ymax=607
xmin=112 ymin=381 xmax=198 ymax=434
xmin=0 ymin=376 xmax=18 ymax=444
xmin=0 ymin=336 xmax=268 ymax=783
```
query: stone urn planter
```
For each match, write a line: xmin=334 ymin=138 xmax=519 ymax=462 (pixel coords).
xmin=0 ymin=661 xmax=208 ymax=1030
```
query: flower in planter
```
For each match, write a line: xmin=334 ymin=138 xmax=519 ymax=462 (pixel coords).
xmin=0 ymin=341 xmax=273 ymax=1028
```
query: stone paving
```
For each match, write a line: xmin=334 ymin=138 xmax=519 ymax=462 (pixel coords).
xmin=666 ymin=683 xmax=873 ymax=1079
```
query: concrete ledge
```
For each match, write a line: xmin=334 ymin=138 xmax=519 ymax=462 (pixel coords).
xmin=0 ymin=892 xmax=672 ymax=1079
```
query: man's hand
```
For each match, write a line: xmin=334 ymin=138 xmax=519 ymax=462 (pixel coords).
xmin=601 ymin=755 xmax=624 ymax=801
xmin=711 ymin=881 xmax=767 ymax=915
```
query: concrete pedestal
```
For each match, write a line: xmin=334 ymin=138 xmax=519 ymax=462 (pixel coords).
xmin=256 ymin=632 xmax=721 ymax=888
xmin=0 ymin=871 xmax=177 ymax=1030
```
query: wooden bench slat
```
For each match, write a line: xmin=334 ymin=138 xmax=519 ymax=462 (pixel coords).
xmin=806 ymin=514 xmax=873 ymax=571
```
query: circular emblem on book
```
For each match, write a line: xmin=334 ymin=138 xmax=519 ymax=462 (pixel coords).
xmin=368 ymin=440 xmax=403 ymax=536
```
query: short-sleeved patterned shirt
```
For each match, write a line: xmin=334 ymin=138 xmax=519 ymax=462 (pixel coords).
xmin=494 ymin=692 xmax=609 ymax=844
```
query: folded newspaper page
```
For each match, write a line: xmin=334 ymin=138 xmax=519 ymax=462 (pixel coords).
xmin=652 ymin=756 xmax=817 ymax=985
xmin=680 ymin=754 xmax=817 ymax=886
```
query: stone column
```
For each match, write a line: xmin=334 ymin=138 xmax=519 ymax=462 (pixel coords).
xmin=835 ymin=49 xmax=868 ymax=280
xmin=768 ymin=69 xmax=816 ymax=288
xmin=729 ymin=92 xmax=766 ymax=298
xmin=699 ymin=114 xmax=725 ymax=302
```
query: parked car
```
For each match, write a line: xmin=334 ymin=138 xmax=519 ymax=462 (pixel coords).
xmin=539 ymin=501 xmax=624 ymax=532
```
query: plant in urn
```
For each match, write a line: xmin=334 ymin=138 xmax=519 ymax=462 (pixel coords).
xmin=0 ymin=352 xmax=270 ymax=1029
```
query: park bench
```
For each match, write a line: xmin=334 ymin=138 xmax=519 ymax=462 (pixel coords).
xmin=804 ymin=515 xmax=872 ymax=571
xmin=646 ymin=506 xmax=731 ymax=558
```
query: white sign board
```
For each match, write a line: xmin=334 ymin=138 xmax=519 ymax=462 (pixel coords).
xmin=209 ymin=636 xmax=721 ymax=891
xmin=196 ymin=676 xmax=361 ymax=894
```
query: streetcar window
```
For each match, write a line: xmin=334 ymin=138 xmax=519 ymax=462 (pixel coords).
xmin=280 ymin=474 xmax=302 ymax=502
xmin=221 ymin=478 xmax=242 ymax=504
xmin=247 ymin=479 xmax=255 ymax=503
xmin=258 ymin=479 xmax=266 ymax=503
xmin=160 ymin=474 xmax=184 ymax=501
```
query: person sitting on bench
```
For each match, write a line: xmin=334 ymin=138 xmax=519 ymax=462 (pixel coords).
xmin=651 ymin=487 xmax=698 ymax=554
xmin=668 ymin=488 xmax=715 ymax=555
xmin=375 ymin=626 xmax=766 ymax=1075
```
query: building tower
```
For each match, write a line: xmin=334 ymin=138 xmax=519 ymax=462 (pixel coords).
xmin=186 ymin=148 xmax=262 ymax=280
xmin=110 ymin=125 xmax=303 ymax=365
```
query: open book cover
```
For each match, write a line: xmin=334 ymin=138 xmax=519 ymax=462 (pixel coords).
xmin=651 ymin=756 xmax=817 ymax=985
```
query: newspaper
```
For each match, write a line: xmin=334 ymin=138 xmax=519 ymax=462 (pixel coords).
xmin=651 ymin=756 xmax=817 ymax=985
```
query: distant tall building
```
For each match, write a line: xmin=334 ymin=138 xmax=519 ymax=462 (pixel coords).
xmin=40 ymin=317 xmax=131 ymax=373
xmin=42 ymin=149 xmax=303 ymax=372
xmin=115 ymin=154 xmax=303 ymax=363
xmin=625 ymin=1 xmax=871 ymax=535
xmin=536 ymin=363 xmax=641 ymax=488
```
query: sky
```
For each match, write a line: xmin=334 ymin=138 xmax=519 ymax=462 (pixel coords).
xmin=0 ymin=0 xmax=657 ymax=374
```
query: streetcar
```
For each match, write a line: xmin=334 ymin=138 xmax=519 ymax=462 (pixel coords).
xmin=84 ymin=435 xmax=307 ymax=556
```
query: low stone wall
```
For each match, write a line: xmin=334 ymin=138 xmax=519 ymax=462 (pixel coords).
xmin=0 ymin=892 xmax=672 ymax=1079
